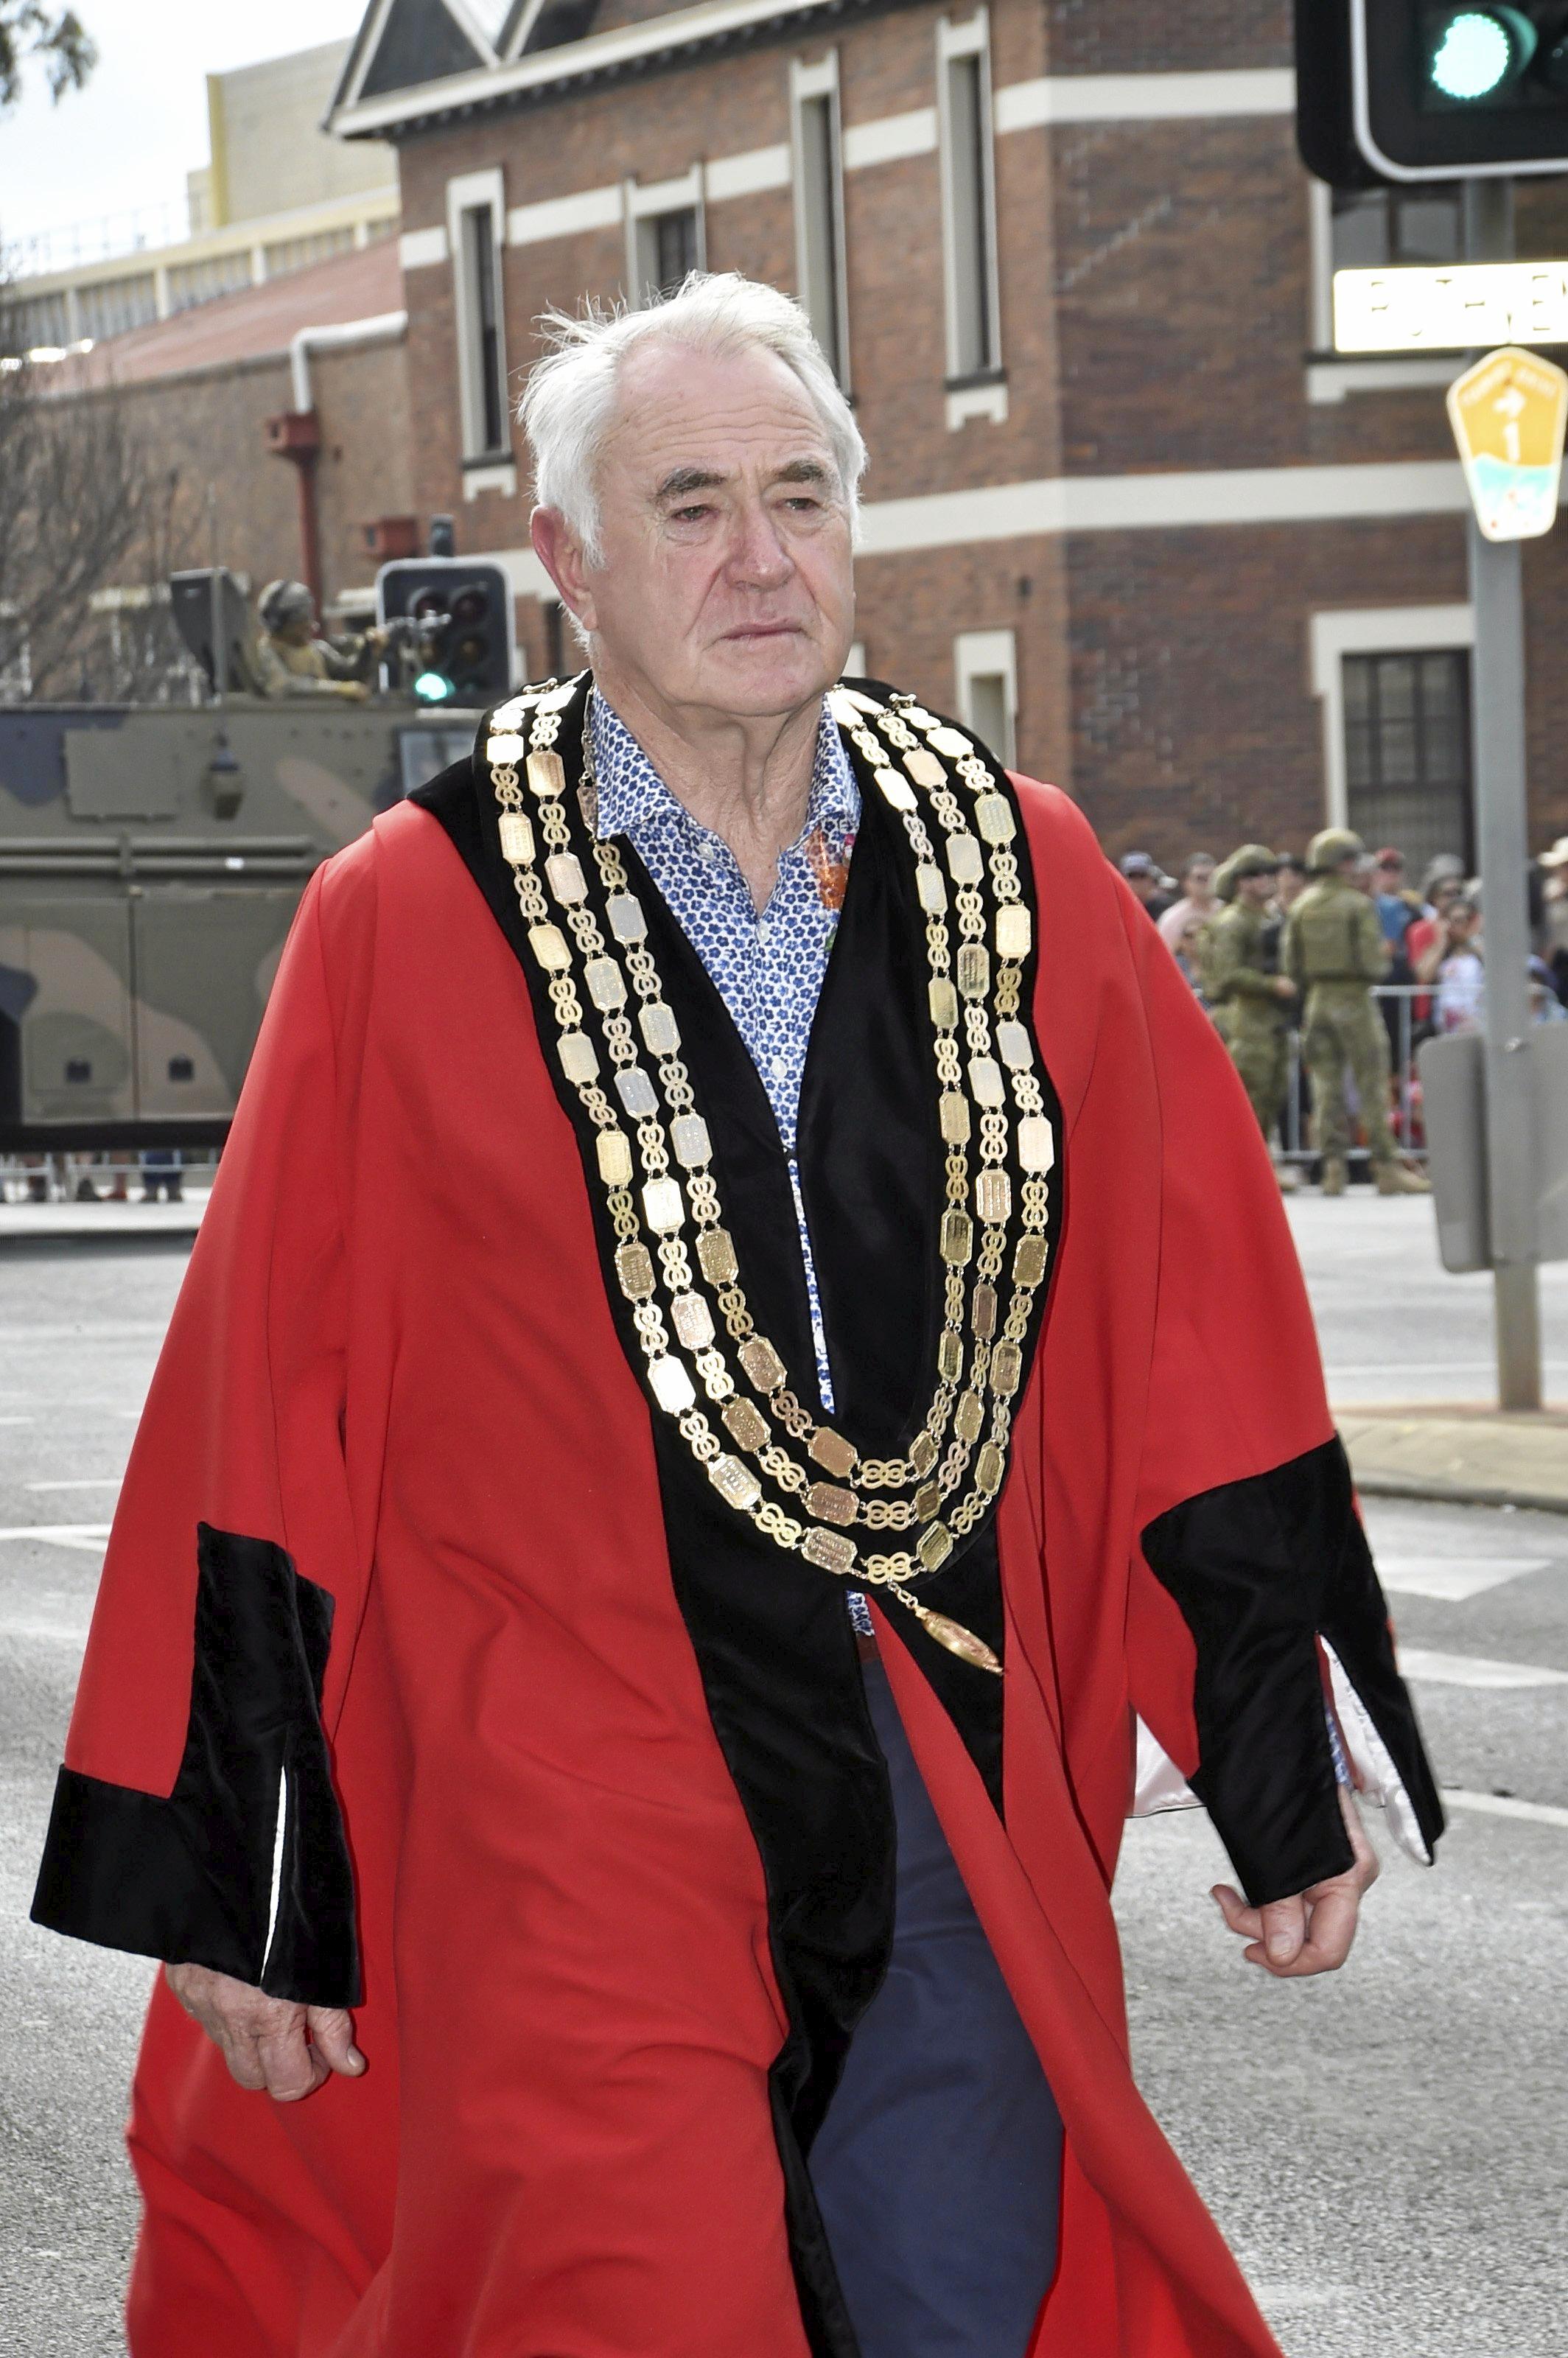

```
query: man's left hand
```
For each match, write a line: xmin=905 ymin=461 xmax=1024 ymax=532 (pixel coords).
xmin=1210 ymin=1788 xmax=1379 ymax=1976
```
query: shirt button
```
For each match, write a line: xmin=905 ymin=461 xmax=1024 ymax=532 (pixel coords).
xmin=756 ymin=919 xmax=771 ymax=945
xmin=770 ymin=1054 xmax=788 ymax=1080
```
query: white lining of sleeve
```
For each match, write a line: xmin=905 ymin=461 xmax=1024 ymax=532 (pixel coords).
xmin=1130 ymin=1714 xmax=1201 ymax=1816
xmin=261 ymin=1763 xmax=289 ymax=1980
xmin=1323 ymin=1640 xmax=1433 ymax=1866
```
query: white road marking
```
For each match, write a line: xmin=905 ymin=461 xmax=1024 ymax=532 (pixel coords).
xmin=0 ymin=1522 xmax=111 ymax=1550
xmin=25 ymin=1477 xmax=122 ymax=1492
xmin=1443 ymin=1788 xmax=1568 ymax=1829
xmin=0 ymin=1321 xmax=167 ymax=1343
xmin=0 ymin=1416 xmax=36 ymax=1425
xmin=1398 ymin=1646 xmax=1568 ymax=1688
xmin=1376 ymin=1552 xmax=1551 ymax=1600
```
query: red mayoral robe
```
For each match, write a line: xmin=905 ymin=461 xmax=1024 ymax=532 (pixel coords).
xmin=34 ymin=676 xmax=1441 ymax=2357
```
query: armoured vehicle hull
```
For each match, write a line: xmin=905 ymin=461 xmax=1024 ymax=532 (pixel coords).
xmin=0 ymin=701 xmax=475 ymax=1151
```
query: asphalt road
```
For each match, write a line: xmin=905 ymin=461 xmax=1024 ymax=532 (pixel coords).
xmin=1 ymin=1205 xmax=1564 ymax=2356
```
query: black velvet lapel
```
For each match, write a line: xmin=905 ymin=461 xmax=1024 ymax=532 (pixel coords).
xmin=1141 ymin=1435 xmax=1446 ymax=1906
xmin=32 ymin=1525 xmax=358 ymax=2006
xmin=412 ymin=679 xmax=1059 ymax=2358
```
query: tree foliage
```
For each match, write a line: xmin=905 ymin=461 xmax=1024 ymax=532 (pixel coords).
xmin=0 ymin=4 xmax=96 ymax=116
xmin=0 ymin=289 xmax=192 ymax=700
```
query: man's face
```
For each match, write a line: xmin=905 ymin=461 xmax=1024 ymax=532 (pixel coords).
xmin=1125 ymin=870 xmax=1158 ymax=903
xmin=1376 ymin=858 xmax=1404 ymax=894
xmin=1238 ymin=870 xmax=1276 ymax=909
xmin=1432 ymin=878 xmax=1461 ymax=914
xmin=1185 ymin=860 xmax=1215 ymax=899
xmin=542 ymin=341 xmax=855 ymax=721
xmin=278 ymin=614 xmax=314 ymax=647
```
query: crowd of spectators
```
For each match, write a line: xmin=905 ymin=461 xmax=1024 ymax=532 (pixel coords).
xmin=1119 ymin=836 xmax=1568 ymax=1038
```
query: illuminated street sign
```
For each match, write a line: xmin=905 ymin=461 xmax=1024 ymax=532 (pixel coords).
xmin=1446 ymin=344 xmax=1568 ymax=540
xmin=1333 ymin=259 xmax=1568 ymax=351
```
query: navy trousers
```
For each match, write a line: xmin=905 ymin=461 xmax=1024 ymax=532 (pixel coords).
xmin=808 ymin=1657 xmax=1063 ymax=2358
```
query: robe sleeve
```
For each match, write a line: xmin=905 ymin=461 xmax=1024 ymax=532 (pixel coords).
xmin=30 ymin=854 xmax=371 ymax=2007
xmin=1119 ymin=881 xmax=1444 ymax=1906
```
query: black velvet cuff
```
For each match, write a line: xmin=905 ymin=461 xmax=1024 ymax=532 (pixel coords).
xmin=1141 ymin=1437 xmax=1443 ymax=1906
xmin=31 ymin=1524 xmax=360 ymax=2007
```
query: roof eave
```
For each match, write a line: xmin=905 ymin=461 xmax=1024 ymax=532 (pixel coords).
xmin=328 ymin=0 xmax=895 ymax=138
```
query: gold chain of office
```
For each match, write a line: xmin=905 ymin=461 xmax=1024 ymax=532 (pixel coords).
xmin=483 ymin=676 xmax=1057 ymax=1673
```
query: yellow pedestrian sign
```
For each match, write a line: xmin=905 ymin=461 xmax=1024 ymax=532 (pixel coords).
xmin=1447 ymin=346 xmax=1568 ymax=543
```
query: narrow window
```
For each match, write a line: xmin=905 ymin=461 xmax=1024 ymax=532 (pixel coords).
xmin=447 ymin=172 xmax=511 ymax=463
xmin=651 ymin=206 xmax=699 ymax=298
xmin=954 ymin=629 xmax=1017 ymax=769
xmin=792 ymin=56 xmax=850 ymax=388
xmin=462 ymin=202 xmax=506 ymax=455
xmin=629 ymin=194 xmax=703 ymax=307
xmin=939 ymin=15 xmax=1001 ymax=382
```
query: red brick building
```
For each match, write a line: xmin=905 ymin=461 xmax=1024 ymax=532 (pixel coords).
xmin=327 ymin=0 xmax=1568 ymax=865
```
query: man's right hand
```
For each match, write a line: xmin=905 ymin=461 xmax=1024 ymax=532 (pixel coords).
xmin=164 ymin=1962 xmax=365 ymax=2102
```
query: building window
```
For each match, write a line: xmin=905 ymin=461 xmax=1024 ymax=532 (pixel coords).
xmin=937 ymin=12 xmax=1001 ymax=385
xmin=954 ymin=628 xmax=1017 ymax=769
xmin=625 ymin=170 xmax=706 ymax=306
xmin=447 ymin=168 xmax=511 ymax=462
xmin=1343 ymin=649 xmax=1472 ymax=873
xmin=649 ymin=207 xmax=700 ymax=298
xmin=791 ymin=55 xmax=850 ymax=390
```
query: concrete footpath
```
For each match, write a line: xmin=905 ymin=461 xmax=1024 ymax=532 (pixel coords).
xmin=1338 ymin=1407 xmax=1568 ymax=1514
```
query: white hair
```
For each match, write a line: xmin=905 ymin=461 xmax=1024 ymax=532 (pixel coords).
xmin=519 ymin=271 xmax=867 ymax=564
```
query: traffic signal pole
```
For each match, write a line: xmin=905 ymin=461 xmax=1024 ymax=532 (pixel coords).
xmin=1463 ymin=177 xmax=1545 ymax=1410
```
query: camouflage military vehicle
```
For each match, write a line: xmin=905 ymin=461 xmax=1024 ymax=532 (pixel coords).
xmin=0 ymin=700 xmax=475 ymax=1152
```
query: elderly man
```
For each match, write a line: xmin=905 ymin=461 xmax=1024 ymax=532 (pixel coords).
xmin=34 ymin=276 xmax=1441 ymax=2358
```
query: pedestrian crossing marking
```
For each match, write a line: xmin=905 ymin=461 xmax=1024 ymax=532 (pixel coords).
xmin=1397 ymin=1646 xmax=1568 ymax=1687
xmin=1376 ymin=1551 xmax=1550 ymax=1600
xmin=0 ymin=1522 xmax=111 ymax=1550
xmin=1442 ymin=1788 xmax=1568 ymax=1828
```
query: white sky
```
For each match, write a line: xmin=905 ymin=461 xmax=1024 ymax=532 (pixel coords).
xmin=0 ymin=0 xmax=382 ymax=247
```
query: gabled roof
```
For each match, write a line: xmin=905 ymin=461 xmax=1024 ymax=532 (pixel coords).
xmin=330 ymin=0 xmax=499 ymax=119
xmin=329 ymin=0 xmax=890 ymax=139
xmin=498 ymin=0 xmax=601 ymax=55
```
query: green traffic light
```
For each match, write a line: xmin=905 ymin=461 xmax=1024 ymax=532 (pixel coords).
xmin=413 ymin=669 xmax=454 ymax=702
xmin=1427 ymin=7 xmax=1536 ymax=101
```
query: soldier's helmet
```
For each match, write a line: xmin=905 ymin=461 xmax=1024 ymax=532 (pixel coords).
xmin=259 ymin=578 xmax=315 ymax=633
xmin=1306 ymin=827 xmax=1366 ymax=874
xmin=1215 ymin=844 xmax=1280 ymax=903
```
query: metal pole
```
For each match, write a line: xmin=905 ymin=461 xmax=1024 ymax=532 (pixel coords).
xmin=207 ymin=484 xmax=224 ymax=709
xmin=1463 ymin=178 xmax=1542 ymax=1410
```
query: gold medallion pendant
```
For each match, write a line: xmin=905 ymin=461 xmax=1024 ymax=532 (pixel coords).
xmin=483 ymin=676 xmax=1058 ymax=1674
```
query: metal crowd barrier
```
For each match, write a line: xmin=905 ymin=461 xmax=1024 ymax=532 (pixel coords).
xmin=0 ymin=1150 xmax=220 ymax=1206
xmin=1276 ymin=984 xmax=1427 ymax=1164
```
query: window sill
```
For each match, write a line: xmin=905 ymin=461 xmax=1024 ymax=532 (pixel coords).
xmin=945 ymin=373 xmax=1008 ymax=430
xmin=1304 ymin=351 xmax=1460 ymax=407
xmin=462 ymin=457 xmax=517 ymax=500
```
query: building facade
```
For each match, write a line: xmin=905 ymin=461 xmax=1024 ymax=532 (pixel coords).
xmin=248 ymin=3 xmax=1568 ymax=859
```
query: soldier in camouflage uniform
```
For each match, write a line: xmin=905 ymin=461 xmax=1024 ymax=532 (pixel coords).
xmin=1200 ymin=845 xmax=1298 ymax=1189
xmin=1281 ymin=829 xmax=1429 ymax=1196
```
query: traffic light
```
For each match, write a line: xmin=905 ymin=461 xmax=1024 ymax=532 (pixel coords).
xmin=375 ymin=559 xmax=517 ymax=707
xmin=1297 ymin=0 xmax=1568 ymax=184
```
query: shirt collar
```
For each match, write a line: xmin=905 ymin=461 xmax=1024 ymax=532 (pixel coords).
xmin=589 ymin=690 xmax=860 ymax=853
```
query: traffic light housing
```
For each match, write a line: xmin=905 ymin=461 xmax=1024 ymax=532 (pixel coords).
xmin=1297 ymin=0 xmax=1568 ymax=183
xmin=375 ymin=559 xmax=517 ymax=707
